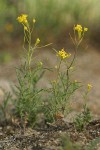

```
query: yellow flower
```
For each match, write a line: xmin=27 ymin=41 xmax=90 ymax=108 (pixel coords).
xmin=69 ymin=66 xmax=74 ymax=70
xmin=74 ymin=24 xmax=83 ymax=32
xmin=36 ymin=38 xmax=40 ymax=45
xmin=74 ymin=80 xmax=77 ymax=83
xmin=17 ymin=14 xmax=28 ymax=24
xmin=24 ymin=26 xmax=28 ymax=31
xmin=52 ymin=80 xmax=57 ymax=83
xmin=39 ymin=61 xmax=43 ymax=66
xmin=58 ymin=48 xmax=71 ymax=59
xmin=84 ymin=27 xmax=88 ymax=32
xmin=87 ymin=84 xmax=92 ymax=91
xmin=33 ymin=19 xmax=36 ymax=23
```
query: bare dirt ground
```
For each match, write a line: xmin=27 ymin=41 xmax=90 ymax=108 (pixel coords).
xmin=0 ymin=119 xmax=100 ymax=150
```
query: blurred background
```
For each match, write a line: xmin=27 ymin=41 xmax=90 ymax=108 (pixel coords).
xmin=0 ymin=0 xmax=100 ymax=50
xmin=0 ymin=0 xmax=100 ymax=115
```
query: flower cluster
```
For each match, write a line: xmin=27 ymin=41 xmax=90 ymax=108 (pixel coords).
xmin=73 ymin=24 xmax=88 ymax=40
xmin=74 ymin=24 xmax=88 ymax=33
xmin=17 ymin=14 xmax=36 ymax=32
xmin=87 ymin=84 xmax=92 ymax=91
xmin=33 ymin=19 xmax=36 ymax=23
xmin=17 ymin=14 xmax=28 ymax=24
xmin=58 ymin=48 xmax=71 ymax=59
xmin=74 ymin=24 xmax=83 ymax=32
xmin=36 ymin=38 xmax=40 ymax=44
xmin=84 ymin=27 xmax=88 ymax=32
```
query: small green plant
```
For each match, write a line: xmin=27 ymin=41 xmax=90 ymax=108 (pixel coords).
xmin=85 ymin=137 xmax=100 ymax=150
xmin=0 ymin=91 xmax=11 ymax=121
xmin=74 ymin=106 xmax=92 ymax=132
xmin=15 ymin=14 xmax=47 ymax=127
xmin=60 ymin=134 xmax=81 ymax=150
xmin=43 ymin=24 xmax=89 ymax=123
xmin=12 ymin=14 xmax=92 ymax=128
xmin=74 ymin=84 xmax=92 ymax=132
xmin=60 ymin=135 xmax=100 ymax=150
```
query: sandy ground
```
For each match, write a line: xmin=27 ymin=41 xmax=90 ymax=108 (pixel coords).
xmin=0 ymin=47 xmax=100 ymax=116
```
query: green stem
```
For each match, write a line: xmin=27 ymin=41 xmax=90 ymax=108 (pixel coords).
xmin=57 ymin=58 xmax=62 ymax=82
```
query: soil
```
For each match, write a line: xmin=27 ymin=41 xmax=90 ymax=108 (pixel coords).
xmin=0 ymin=119 xmax=100 ymax=150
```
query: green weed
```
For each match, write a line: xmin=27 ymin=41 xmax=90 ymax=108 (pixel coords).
xmin=43 ymin=24 xmax=90 ymax=123
xmin=1 ymin=14 xmax=92 ymax=129
xmin=60 ymin=134 xmax=81 ymax=150
xmin=0 ymin=91 xmax=11 ymax=121
xmin=60 ymin=135 xmax=100 ymax=150
xmin=14 ymin=15 xmax=45 ymax=127
xmin=74 ymin=105 xmax=92 ymax=132
xmin=85 ymin=137 xmax=100 ymax=150
xmin=74 ymin=85 xmax=92 ymax=132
